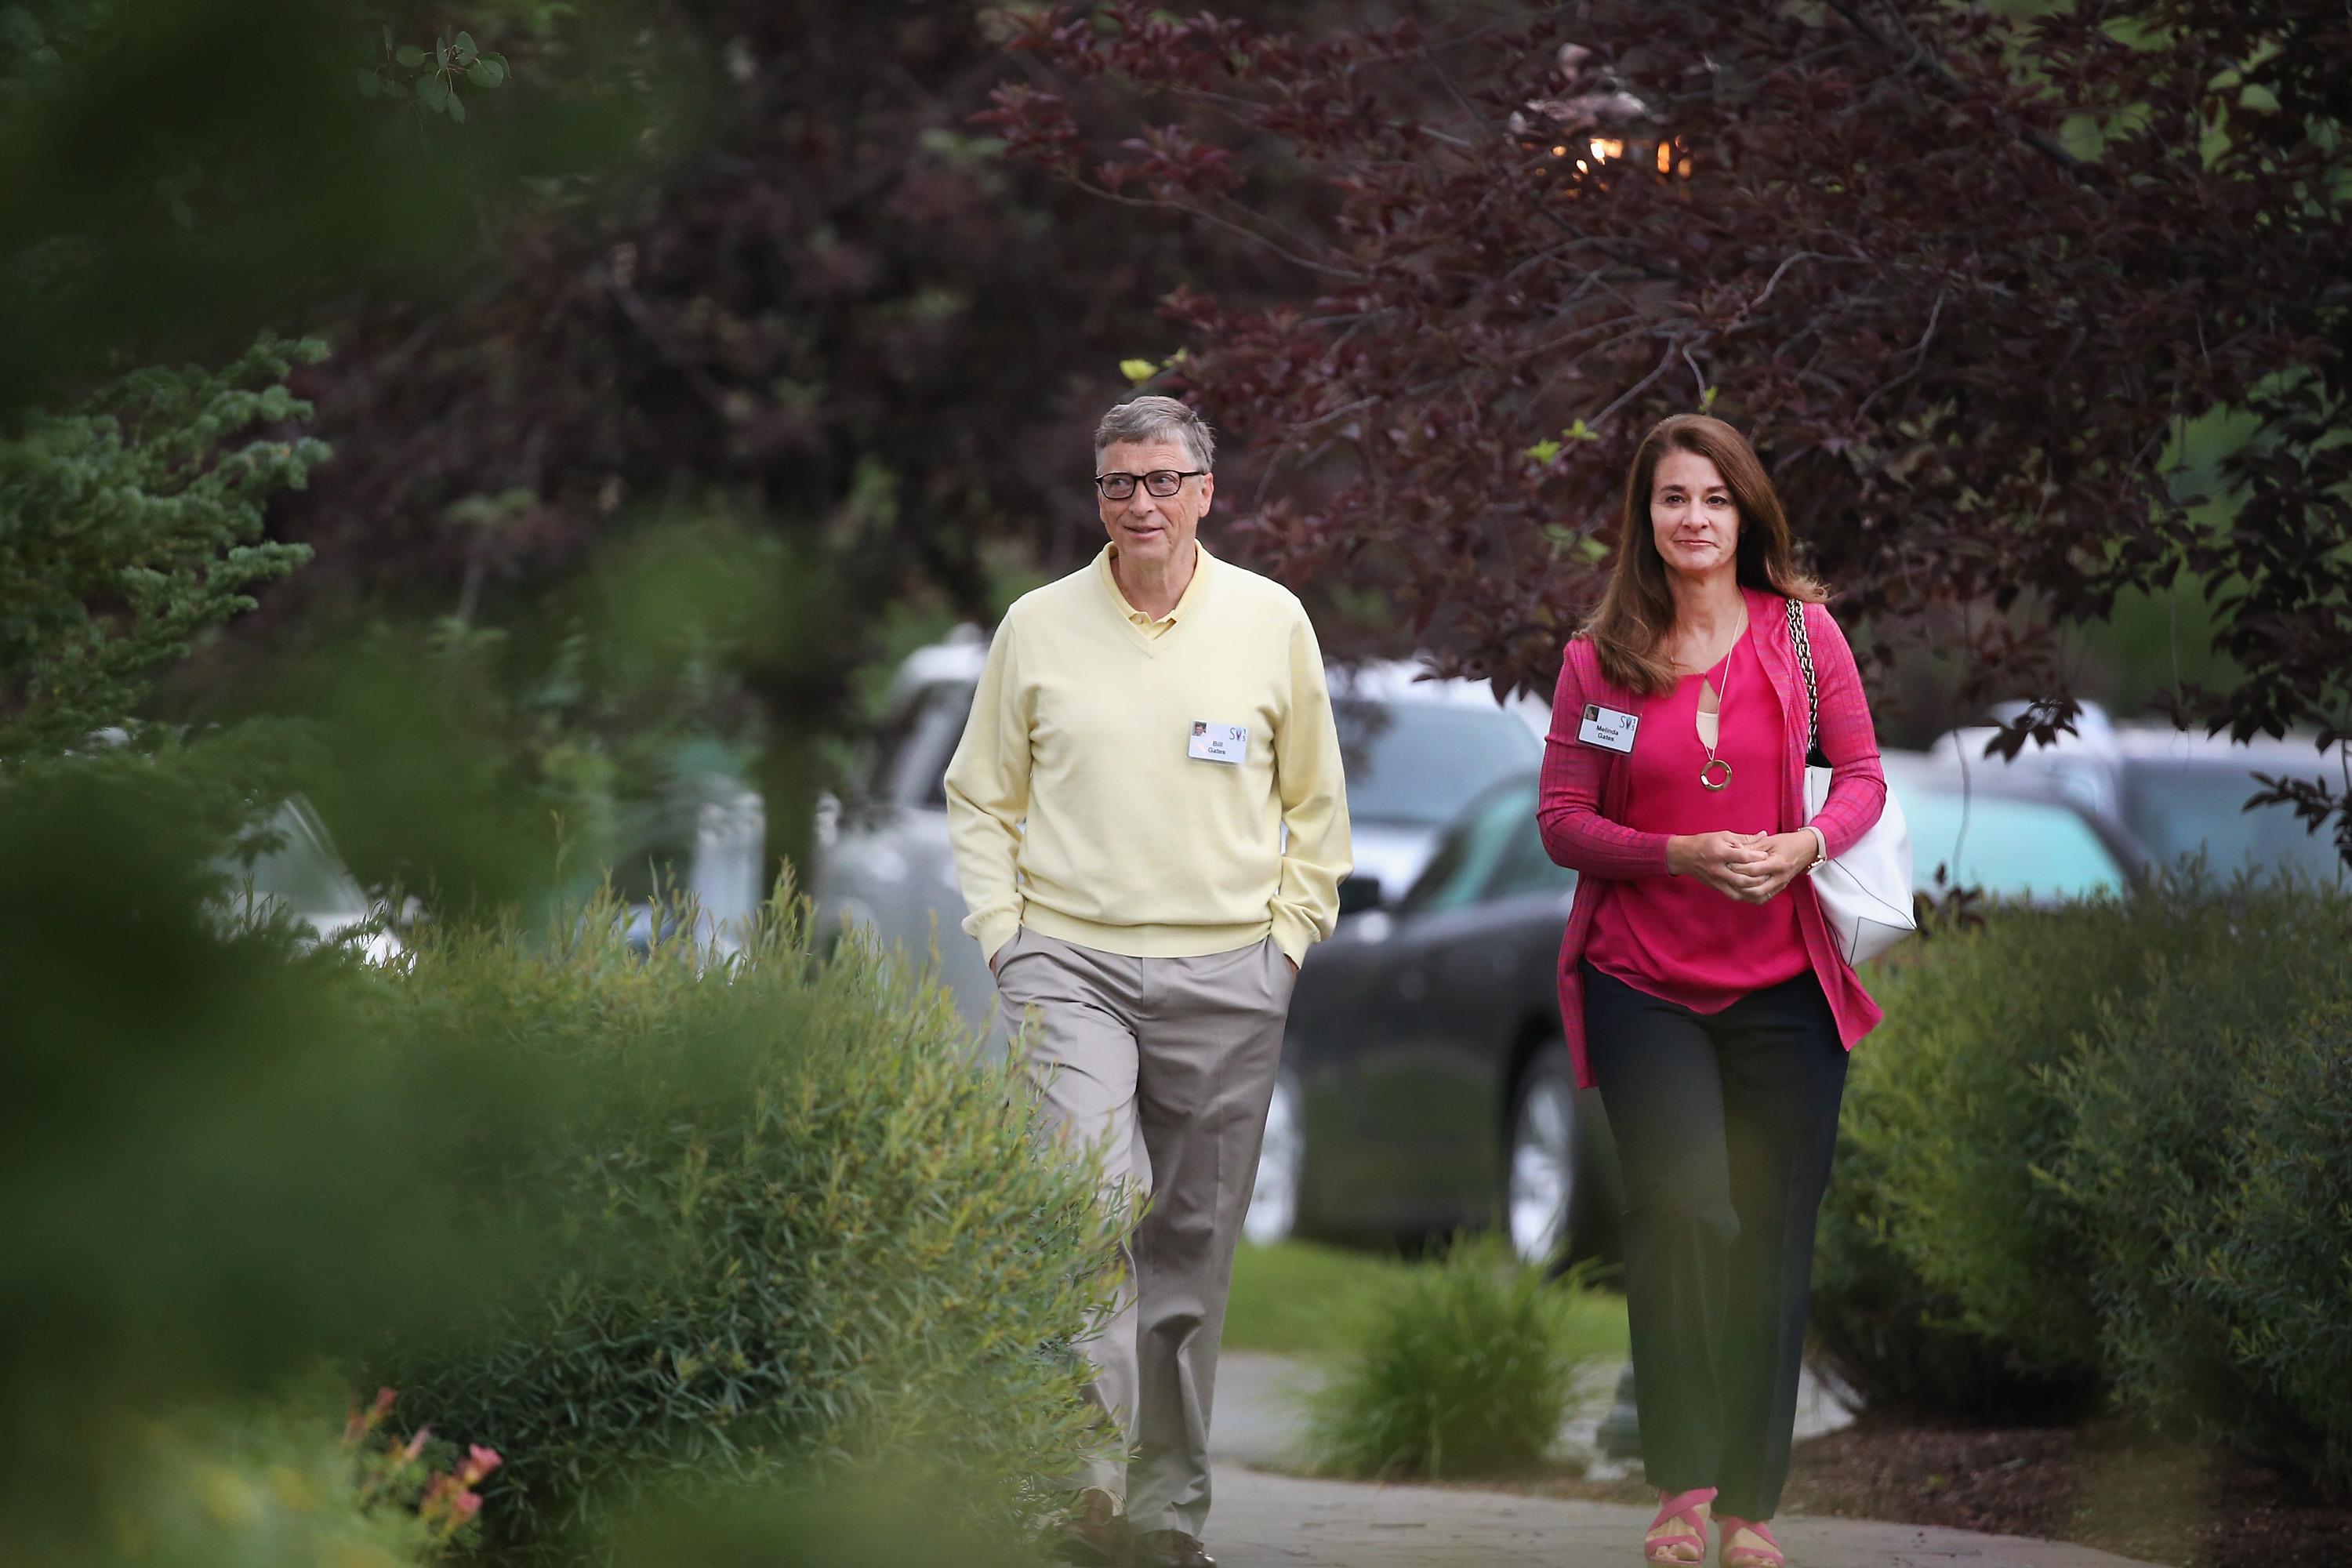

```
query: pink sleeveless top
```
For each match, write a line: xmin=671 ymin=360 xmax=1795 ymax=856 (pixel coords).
xmin=1583 ymin=634 xmax=1810 ymax=1012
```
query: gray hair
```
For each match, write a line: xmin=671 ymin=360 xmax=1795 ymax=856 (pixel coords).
xmin=1094 ymin=395 xmax=1216 ymax=473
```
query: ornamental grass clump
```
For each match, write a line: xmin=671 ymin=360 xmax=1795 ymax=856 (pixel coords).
xmin=366 ymin=884 xmax=1123 ymax=1561
xmin=1304 ymin=1239 xmax=1591 ymax=1480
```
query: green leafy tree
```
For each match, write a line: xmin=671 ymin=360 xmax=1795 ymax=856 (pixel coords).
xmin=0 ymin=1 xmax=564 ymax=773
xmin=0 ymin=0 xmax=633 ymax=416
xmin=991 ymin=0 xmax=2352 ymax=859
xmin=0 ymin=334 xmax=328 ymax=757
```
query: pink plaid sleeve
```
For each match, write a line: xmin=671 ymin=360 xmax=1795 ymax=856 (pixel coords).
xmin=1537 ymin=642 xmax=1675 ymax=878
xmin=1802 ymin=604 xmax=1889 ymax=858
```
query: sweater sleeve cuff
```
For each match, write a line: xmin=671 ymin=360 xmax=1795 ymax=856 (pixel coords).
xmin=967 ymin=910 xmax=1021 ymax=964
xmin=1269 ymin=910 xmax=1316 ymax=971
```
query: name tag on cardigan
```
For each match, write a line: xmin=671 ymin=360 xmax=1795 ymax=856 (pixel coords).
xmin=1188 ymin=721 xmax=1248 ymax=764
xmin=1577 ymin=703 xmax=1639 ymax=754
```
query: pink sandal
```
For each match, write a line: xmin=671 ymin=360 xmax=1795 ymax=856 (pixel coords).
xmin=1714 ymin=1515 xmax=1784 ymax=1568
xmin=1643 ymin=1487 xmax=1716 ymax=1565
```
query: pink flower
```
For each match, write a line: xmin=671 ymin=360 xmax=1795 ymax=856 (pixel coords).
xmin=458 ymin=1445 xmax=503 ymax=1486
xmin=400 ymin=1425 xmax=432 ymax=1463
xmin=418 ymin=1472 xmax=485 ymax=1534
xmin=343 ymin=1387 xmax=398 ymax=1446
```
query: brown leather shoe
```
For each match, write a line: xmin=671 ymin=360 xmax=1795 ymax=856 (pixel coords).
xmin=1129 ymin=1529 xmax=1215 ymax=1568
xmin=1051 ymin=1487 xmax=1123 ymax=1566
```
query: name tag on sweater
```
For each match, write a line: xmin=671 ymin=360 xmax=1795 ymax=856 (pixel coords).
xmin=1188 ymin=721 xmax=1248 ymax=764
xmin=1577 ymin=702 xmax=1640 ymax=754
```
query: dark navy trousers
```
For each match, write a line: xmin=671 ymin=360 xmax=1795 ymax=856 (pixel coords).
xmin=1581 ymin=960 xmax=1848 ymax=1519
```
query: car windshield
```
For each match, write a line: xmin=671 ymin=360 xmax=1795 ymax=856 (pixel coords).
xmin=1896 ymin=787 xmax=2126 ymax=902
xmin=1392 ymin=775 xmax=1575 ymax=915
xmin=1335 ymin=699 xmax=1541 ymax=827
xmin=2119 ymin=765 xmax=2350 ymax=884
xmin=223 ymin=803 xmax=368 ymax=920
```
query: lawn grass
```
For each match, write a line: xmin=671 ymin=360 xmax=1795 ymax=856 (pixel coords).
xmin=1224 ymin=1240 xmax=1630 ymax=1364
xmin=1548 ymin=1271 xmax=1632 ymax=1370
xmin=1224 ymin=1240 xmax=1417 ymax=1356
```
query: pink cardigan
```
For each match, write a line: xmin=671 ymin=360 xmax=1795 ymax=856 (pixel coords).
xmin=1537 ymin=587 xmax=1889 ymax=1088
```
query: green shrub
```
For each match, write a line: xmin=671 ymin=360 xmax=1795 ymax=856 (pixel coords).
xmin=0 ymin=768 xmax=1118 ymax=1563
xmin=1809 ymin=1115 xmax=2096 ymax=1421
xmin=369 ymin=891 xmax=1121 ymax=1559
xmin=1813 ymin=875 xmax=2352 ymax=1454
xmin=1816 ymin=893 xmax=2183 ymax=1382
xmin=2198 ymin=1000 xmax=2352 ymax=1491
xmin=2049 ymin=881 xmax=2352 ymax=1486
xmin=83 ymin=1380 xmax=447 ymax=1568
xmin=1303 ymin=1240 xmax=1592 ymax=1479
xmin=0 ymin=762 xmax=598 ymax=1563
xmin=1810 ymin=895 xmax=2174 ymax=1408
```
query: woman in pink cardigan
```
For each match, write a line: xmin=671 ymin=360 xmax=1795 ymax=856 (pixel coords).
xmin=1537 ymin=415 xmax=1888 ymax=1568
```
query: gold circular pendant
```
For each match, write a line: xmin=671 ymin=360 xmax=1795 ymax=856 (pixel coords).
xmin=1700 ymin=757 xmax=1733 ymax=791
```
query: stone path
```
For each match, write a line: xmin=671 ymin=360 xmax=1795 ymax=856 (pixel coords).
xmin=1203 ymin=1354 xmax=2161 ymax=1568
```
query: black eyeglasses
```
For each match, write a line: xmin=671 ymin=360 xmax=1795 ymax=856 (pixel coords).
xmin=1094 ymin=469 xmax=1206 ymax=500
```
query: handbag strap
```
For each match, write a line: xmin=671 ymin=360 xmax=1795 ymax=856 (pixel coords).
xmin=1784 ymin=597 xmax=1825 ymax=765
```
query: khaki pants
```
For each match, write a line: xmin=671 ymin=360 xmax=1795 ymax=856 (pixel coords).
xmin=992 ymin=927 xmax=1295 ymax=1540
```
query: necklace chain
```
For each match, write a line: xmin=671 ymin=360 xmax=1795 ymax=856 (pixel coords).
xmin=1678 ymin=610 xmax=1747 ymax=674
xmin=1694 ymin=610 xmax=1744 ymax=792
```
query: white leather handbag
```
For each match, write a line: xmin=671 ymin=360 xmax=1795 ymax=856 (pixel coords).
xmin=1786 ymin=598 xmax=1917 ymax=964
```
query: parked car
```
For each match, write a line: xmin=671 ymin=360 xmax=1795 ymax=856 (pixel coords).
xmin=810 ymin=630 xmax=1549 ymax=1031
xmin=605 ymin=768 xmax=770 ymax=965
xmin=212 ymin=796 xmax=406 ymax=966
xmin=1244 ymin=750 xmax=2153 ymax=1260
xmin=1880 ymin=750 xmax=2149 ymax=903
xmin=1245 ymin=771 xmax=1613 ymax=1262
xmin=811 ymin=628 xmax=999 ymax=1024
xmin=1929 ymin=719 xmax=2350 ymax=887
xmin=1326 ymin=662 xmax=1548 ymax=902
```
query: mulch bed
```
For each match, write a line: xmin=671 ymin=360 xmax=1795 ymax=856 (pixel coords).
xmin=1779 ymin=1417 xmax=2352 ymax=1568
xmin=1513 ymin=1417 xmax=2352 ymax=1568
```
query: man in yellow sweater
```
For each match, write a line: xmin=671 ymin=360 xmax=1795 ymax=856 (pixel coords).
xmin=945 ymin=396 xmax=1351 ymax=1568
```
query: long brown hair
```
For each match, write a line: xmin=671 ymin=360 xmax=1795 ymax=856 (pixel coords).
xmin=1582 ymin=414 xmax=1824 ymax=695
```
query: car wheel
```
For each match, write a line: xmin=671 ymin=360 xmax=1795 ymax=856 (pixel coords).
xmin=1506 ymin=1042 xmax=1581 ymax=1267
xmin=1245 ymin=1064 xmax=1306 ymax=1245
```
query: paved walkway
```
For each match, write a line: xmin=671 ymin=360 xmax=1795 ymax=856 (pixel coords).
xmin=1204 ymin=1354 xmax=2161 ymax=1568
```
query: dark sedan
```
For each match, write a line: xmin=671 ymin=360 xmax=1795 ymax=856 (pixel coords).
xmin=1243 ymin=774 xmax=1621 ymax=1265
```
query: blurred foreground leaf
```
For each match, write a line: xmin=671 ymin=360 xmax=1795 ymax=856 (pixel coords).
xmin=0 ymin=0 xmax=685 ymax=411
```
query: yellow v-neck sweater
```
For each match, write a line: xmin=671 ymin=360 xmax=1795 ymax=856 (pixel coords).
xmin=943 ymin=543 xmax=1352 ymax=967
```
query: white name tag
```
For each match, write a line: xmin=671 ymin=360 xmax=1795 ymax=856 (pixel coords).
xmin=1188 ymin=720 xmax=1248 ymax=764
xmin=1577 ymin=702 xmax=1640 ymax=754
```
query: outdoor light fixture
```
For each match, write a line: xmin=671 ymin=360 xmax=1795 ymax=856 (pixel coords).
xmin=1511 ymin=41 xmax=1694 ymax=183
xmin=1537 ymin=132 xmax=1690 ymax=181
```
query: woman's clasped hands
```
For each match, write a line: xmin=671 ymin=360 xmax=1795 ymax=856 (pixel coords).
xmin=1667 ymin=830 xmax=1817 ymax=904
